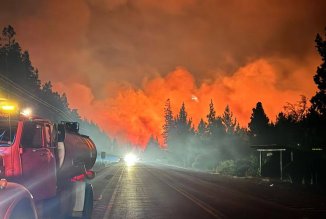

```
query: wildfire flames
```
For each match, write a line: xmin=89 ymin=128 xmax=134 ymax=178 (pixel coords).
xmin=54 ymin=58 xmax=317 ymax=147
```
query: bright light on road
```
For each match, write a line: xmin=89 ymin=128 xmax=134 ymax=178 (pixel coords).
xmin=124 ymin=153 xmax=138 ymax=166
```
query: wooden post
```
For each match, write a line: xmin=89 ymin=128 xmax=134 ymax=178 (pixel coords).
xmin=280 ymin=151 xmax=283 ymax=181
xmin=259 ymin=151 xmax=262 ymax=176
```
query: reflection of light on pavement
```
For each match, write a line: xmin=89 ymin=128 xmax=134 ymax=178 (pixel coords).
xmin=124 ymin=153 xmax=138 ymax=166
xmin=127 ymin=165 xmax=134 ymax=172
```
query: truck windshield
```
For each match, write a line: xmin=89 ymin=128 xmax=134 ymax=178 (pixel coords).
xmin=0 ymin=120 xmax=18 ymax=146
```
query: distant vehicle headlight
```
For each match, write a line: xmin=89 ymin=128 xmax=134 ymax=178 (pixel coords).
xmin=124 ymin=153 xmax=138 ymax=166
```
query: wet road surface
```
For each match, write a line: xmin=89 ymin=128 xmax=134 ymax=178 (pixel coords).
xmin=91 ymin=163 xmax=326 ymax=219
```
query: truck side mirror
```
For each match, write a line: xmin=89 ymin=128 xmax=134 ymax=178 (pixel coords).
xmin=61 ymin=121 xmax=79 ymax=133
xmin=57 ymin=124 xmax=66 ymax=142
xmin=52 ymin=124 xmax=58 ymax=142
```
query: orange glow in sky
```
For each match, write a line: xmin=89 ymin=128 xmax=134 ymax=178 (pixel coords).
xmin=54 ymin=58 xmax=318 ymax=147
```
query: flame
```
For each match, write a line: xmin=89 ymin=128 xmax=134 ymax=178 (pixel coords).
xmin=53 ymin=58 xmax=317 ymax=148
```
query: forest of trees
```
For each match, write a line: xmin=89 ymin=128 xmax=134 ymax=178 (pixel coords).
xmin=0 ymin=25 xmax=115 ymax=154
xmin=143 ymin=30 xmax=326 ymax=185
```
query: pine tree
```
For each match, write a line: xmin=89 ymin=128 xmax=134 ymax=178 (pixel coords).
xmin=22 ymin=51 xmax=41 ymax=92
xmin=311 ymin=31 xmax=326 ymax=116
xmin=248 ymin=102 xmax=270 ymax=144
xmin=221 ymin=105 xmax=237 ymax=134
xmin=177 ymin=103 xmax=187 ymax=124
xmin=162 ymin=99 xmax=174 ymax=146
xmin=206 ymin=99 xmax=225 ymax=137
xmin=197 ymin=118 xmax=207 ymax=137
xmin=206 ymin=99 xmax=216 ymax=136
xmin=2 ymin=25 xmax=15 ymax=46
xmin=175 ymin=102 xmax=191 ymax=133
xmin=173 ymin=102 xmax=195 ymax=167
xmin=303 ymin=30 xmax=326 ymax=150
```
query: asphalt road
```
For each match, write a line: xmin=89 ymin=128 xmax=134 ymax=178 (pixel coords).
xmin=91 ymin=163 xmax=326 ymax=219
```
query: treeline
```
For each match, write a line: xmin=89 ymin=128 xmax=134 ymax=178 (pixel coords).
xmin=143 ymin=30 xmax=326 ymax=183
xmin=162 ymin=100 xmax=250 ymax=170
xmin=0 ymin=25 xmax=113 ymax=153
xmin=143 ymin=99 xmax=255 ymax=175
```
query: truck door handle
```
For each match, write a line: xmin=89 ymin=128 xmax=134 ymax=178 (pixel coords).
xmin=40 ymin=153 xmax=47 ymax=156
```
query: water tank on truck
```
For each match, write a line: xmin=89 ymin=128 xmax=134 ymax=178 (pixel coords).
xmin=57 ymin=121 xmax=97 ymax=180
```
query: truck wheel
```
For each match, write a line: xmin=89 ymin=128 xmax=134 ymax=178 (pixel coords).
xmin=82 ymin=183 xmax=93 ymax=219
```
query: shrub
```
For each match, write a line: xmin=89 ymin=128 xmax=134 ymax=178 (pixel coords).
xmin=216 ymin=156 xmax=259 ymax=176
xmin=216 ymin=160 xmax=235 ymax=175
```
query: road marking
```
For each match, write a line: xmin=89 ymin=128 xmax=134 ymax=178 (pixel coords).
xmin=103 ymin=166 xmax=124 ymax=219
xmin=165 ymin=181 xmax=224 ymax=218
xmin=94 ymin=168 xmax=119 ymax=201
xmin=147 ymin=167 xmax=225 ymax=219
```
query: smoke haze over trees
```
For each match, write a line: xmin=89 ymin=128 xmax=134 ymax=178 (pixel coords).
xmin=143 ymin=29 xmax=326 ymax=184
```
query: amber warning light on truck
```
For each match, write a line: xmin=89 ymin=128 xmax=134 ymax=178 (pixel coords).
xmin=0 ymin=99 xmax=32 ymax=118
xmin=0 ymin=102 xmax=16 ymax=112
xmin=0 ymin=99 xmax=18 ymax=116
xmin=1 ymin=105 xmax=15 ymax=111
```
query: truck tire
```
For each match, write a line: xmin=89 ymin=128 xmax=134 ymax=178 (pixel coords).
xmin=82 ymin=183 xmax=93 ymax=219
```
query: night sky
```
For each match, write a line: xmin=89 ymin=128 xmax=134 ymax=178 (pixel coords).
xmin=1 ymin=0 xmax=326 ymax=146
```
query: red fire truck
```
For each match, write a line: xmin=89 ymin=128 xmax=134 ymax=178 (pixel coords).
xmin=0 ymin=100 xmax=97 ymax=219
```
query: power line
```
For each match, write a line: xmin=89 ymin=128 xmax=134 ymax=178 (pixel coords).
xmin=0 ymin=74 xmax=90 ymax=133
xmin=1 ymin=78 xmax=94 ymax=136
xmin=0 ymin=74 xmax=74 ymax=121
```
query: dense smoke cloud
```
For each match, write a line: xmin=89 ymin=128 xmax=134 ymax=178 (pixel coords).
xmin=0 ymin=0 xmax=325 ymax=146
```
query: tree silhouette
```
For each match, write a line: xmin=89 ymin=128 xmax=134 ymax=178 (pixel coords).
xmin=206 ymin=100 xmax=225 ymax=139
xmin=22 ymin=51 xmax=41 ymax=92
xmin=173 ymin=103 xmax=195 ymax=166
xmin=2 ymin=25 xmax=15 ymax=45
xmin=284 ymin=95 xmax=308 ymax=122
xmin=206 ymin=99 xmax=216 ymax=135
xmin=274 ymin=112 xmax=297 ymax=147
xmin=311 ymin=31 xmax=326 ymax=116
xmin=306 ymin=29 xmax=326 ymax=151
xmin=162 ymin=99 xmax=174 ymax=147
xmin=197 ymin=118 xmax=207 ymax=138
xmin=175 ymin=102 xmax=192 ymax=134
xmin=248 ymin=102 xmax=270 ymax=145
xmin=221 ymin=105 xmax=237 ymax=134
